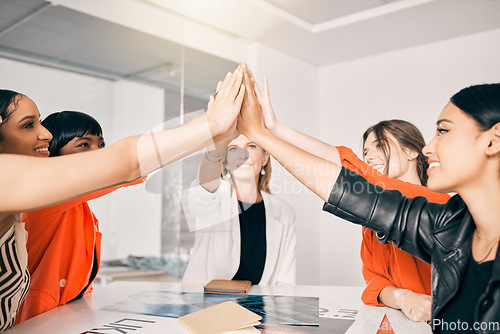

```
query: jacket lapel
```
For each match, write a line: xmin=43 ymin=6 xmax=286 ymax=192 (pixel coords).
xmin=260 ymin=193 xmax=284 ymax=284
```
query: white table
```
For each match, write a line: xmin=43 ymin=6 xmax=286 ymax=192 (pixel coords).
xmin=5 ymin=282 xmax=430 ymax=334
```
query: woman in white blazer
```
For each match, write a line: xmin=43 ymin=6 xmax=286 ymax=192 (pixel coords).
xmin=182 ymin=134 xmax=296 ymax=285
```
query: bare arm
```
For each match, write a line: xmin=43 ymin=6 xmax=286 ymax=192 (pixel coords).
xmin=237 ymin=66 xmax=340 ymax=202
xmin=0 ymin=67 xmax=244 ymax=214
xmin=252 ymin=72 xmax=340 ymax=165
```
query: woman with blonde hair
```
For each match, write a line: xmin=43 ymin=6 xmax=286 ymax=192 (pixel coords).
xmin=182 ymin=131 xmax=296 ymax=285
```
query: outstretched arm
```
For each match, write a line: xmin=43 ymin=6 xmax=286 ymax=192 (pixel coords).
xmin=0 ymin=66 xmax=244 ymax=214
xmin=250 ymin=70 xmax=340 ymax=165
xmin=237 ymin=66 xmax=340 ymax=202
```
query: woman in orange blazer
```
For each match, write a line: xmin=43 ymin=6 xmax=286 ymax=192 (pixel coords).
xmin=16 ymin=111 xmax=143 ymax=323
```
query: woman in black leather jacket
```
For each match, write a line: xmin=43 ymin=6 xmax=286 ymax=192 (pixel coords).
xmin=237 ymin=73 xmax=500 ymax=333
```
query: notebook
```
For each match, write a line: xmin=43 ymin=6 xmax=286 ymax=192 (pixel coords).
xmin=178 ymin=301 xmax=261 ymax=334
xmin=203 ymin=279 xmax=252 ymax=295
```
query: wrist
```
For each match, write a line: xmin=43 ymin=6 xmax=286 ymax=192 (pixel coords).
xmin=246 ymin=126 xmax=270 ymax=142
xmin=270 ymin=121 xmax=283 ymax=134
xmin=396 ymin=289 xmax=412 ymax=309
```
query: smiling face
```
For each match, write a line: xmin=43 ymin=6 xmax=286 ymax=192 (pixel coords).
xmin=363 ymin=131 xmax=417 ymax=182
xmin=58 ymin=134 xmax=105 ymax=155
xmin=424 ymin=102 xmax=494 ymax=194
xmin=0 ymin=96 xmax=52 ymax=157
xmin=225 ymin=134 xmax=269 ymax=181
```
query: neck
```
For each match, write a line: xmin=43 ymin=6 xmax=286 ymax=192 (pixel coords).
xmin=459 ymin=177 xmax=500 ymax=238
xmin=233 ymin=176 xmax=262 ymax=203
xmin=397 ymin=169 xmax=422 ymax=186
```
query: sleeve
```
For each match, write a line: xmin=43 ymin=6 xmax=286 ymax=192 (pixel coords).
xmin=275 ymin=207 xmax=297 ymax=285
xmin=360 ymin=228 xmax=394 ymax=306
xmin=186 ymin=180 xmax=232 ymax=231
xmin=26 ymin=177 xmax=145 ymax=217
xmin=337 ymin=146 xmax=418 ymax=194
xmin=323 ymin=167 xmax=446 ymax=263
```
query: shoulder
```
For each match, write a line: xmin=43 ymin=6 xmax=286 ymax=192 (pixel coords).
xmin=263 ymin=193 xmax=295 ymax=220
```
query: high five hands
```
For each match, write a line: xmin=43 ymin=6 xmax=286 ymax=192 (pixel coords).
xmin=205 ymin=63 xmax=272 ymax=143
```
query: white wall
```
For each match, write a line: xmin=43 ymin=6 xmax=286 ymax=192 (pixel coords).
xmin=248 ymin=43 xmax=323 ymax=285
xmin=318 ymin=28 xmax=500 ymax=286
xmin=0 ymin=58 xmax=164 ymax=261
xmin=91 ymin=81 xmax=164 ymax=260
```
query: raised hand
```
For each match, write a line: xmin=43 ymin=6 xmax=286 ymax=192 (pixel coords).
xmin=246 ymin=70 xmax=278 ymax=132
xmin=205 ymin=65 xmax=245 ymax=138
xmin=237 ymin=64 xmax=267 ymax=139
xmin=399 ymin=291 xmax=432 ymax=322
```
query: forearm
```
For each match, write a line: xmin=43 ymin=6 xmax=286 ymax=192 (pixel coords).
xmin=247 ymin=128 xmax=340 ymax=202
xmin=272 ymin=121 xmax=341 ymax=164
xmin=0 ymin=114 xmax=217 ymax=213
xmin=198 ymin=143 xmax=226 ymax=192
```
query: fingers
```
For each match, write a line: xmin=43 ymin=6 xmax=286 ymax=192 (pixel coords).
xmin=218 ymin=67 xmax=242 ymax=99
xmin=207 ymin=94 xmax=215 ymax=108
xmin=235 ymin=84 xmax=245 ymax=108
xmin=214 ymin=81 xmax=222 ymax=98
xmin=262 ymin=74 xmax=270 ymax=99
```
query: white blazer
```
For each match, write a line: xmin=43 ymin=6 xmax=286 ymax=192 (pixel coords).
xmin=182 ymin=180 xmax=296 ymax=285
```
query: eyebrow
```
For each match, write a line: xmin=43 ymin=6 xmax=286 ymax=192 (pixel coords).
xmin=436 ymin=119 xmax=453 ymax=126
xmin=76 ymin=135 xmax=104 ymax=141
xmin=18 ymin=115 xmax=37 ymax=123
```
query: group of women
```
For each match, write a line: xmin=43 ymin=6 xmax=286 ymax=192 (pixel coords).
xmin=0 ymin=62 xmax=498 ymax=333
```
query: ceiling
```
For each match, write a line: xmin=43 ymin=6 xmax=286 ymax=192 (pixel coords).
xmin=0 ymin=0 xmax=499 ymax=95
xmin=0 ymin=0 xmax=239 ymax=99
xmin=145 ymin=0 xmax=500 ymax=66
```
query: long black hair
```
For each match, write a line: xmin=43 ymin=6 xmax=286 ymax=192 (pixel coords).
xmin=450 ymin=83 xmax=500 ymax=131
xmin=41 ymin=111 xmax=103 ymax=156
xmin=0 ymin=90 xmax=24 ymax=139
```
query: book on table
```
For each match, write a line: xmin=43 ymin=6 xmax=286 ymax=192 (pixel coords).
xmin=203 ymin=279 xmax=252 ymax=295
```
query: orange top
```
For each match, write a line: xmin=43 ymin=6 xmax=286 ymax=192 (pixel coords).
xmin=336 ymin=146 xmax=450 ymax=306
xmin=15 ymin=178 xmax=143 ymax=323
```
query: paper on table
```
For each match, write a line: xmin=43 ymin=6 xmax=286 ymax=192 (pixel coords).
xmin=178 ymin=301 xmax=262 ymax=334
xmin=344 ymin=305 xmax=387 ymax=334
xmin=386 ymin=308 xmax=431 ymax=334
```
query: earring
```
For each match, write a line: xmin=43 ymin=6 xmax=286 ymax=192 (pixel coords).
xmin=260 ymin=168 xmax=265 ymax=176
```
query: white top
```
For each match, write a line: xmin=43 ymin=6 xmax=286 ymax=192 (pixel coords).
xmin=182 ymin=180 xmax=297 ymax=285
xmin=0 ymin=215 xmax=30 ymax=331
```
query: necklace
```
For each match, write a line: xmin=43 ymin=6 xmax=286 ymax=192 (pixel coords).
xmin=474 ymin=232 xmax=500 ymax=264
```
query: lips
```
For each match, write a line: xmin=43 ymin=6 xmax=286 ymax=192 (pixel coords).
xmin=34 ymin=145 xmax=50 ymax=156
xmin=371 ymin=164 xmax=385 ymax=173
xmin=428 ymin=161 xmax=440 ymax=169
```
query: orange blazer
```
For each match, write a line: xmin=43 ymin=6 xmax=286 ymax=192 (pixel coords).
xmin=337 ymin=146 xmax=450 ymax=306
xmin=15 ymin=178 xmax=143 ymax=323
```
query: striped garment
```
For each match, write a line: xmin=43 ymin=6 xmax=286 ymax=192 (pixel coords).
xmin=0 ymin=218 xmax=30 ymax=331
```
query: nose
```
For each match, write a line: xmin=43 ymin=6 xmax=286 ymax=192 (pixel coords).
xmin=364 ymin=151 xmax=374 ymax=163
xmin=39 ymin=125 xmax=53 ymax=142
xmin=423 ymin=135 xmax=436 ymax=158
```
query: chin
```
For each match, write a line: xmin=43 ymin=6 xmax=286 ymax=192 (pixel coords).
xmin=427 ymin=180 xmax=452 ymax=194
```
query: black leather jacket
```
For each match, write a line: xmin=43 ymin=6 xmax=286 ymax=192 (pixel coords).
xmin=323 ymin=167 xmax=500 ymax=334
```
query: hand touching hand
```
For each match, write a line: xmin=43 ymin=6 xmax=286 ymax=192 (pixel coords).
xmin=246 ymin=70 xmax=278 ymax=131
xmin=237 ymin=64 xmax=267 ymax=140
xmin=399 ymin=291 xmax=432 ymax=322
xmin=205 ymin=66 xmax=245 ymax=138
